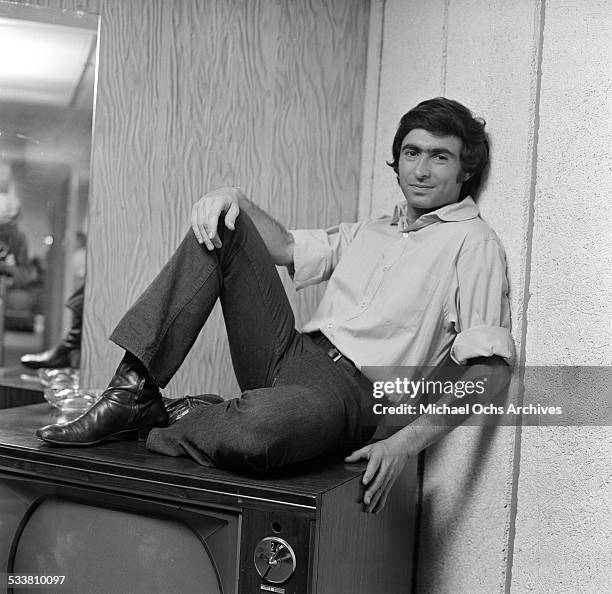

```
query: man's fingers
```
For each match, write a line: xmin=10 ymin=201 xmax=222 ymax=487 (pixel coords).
xmin=192 ymin=190 xmax=241 ymax=249
xmin=364 ymin=458 xmax=387 ymax=499
xmin=193 ymin=201 xmax=215 ymax=250
xmin=370 ymin=464 xmax=400 ymax=514
xmin=224 ymin=202 xmax=240 ymax=230
xmin=206 ymin=210 xmax=220 ymax=238
xmin=362 ymin=450 xmax=383 ymax=486
xmin=191 ymin=206 xmax=203 ymax=244
xmin=374 ymin=468 xmax=399 ymax=514
xmin=372 ymin=489 xmax=389 ymax=514
xmin=365 ymin=463 xmax=394 ymax=512
xmin=365 ymin=483 xmax=381 ymax=512
xmin=344 ymin=445 xmax=371 ymax=463
xmin=205 ymin=206 xmax=224 ymax=249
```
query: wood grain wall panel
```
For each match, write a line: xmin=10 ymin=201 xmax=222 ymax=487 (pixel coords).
xmin=269 ymin=0 xmax=371 ymax=320
xmin=82 ymin=0 xmax=370 ymax=398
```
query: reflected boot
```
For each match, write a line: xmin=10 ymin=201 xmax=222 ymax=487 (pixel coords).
xmin=21 ymin=318 xmax=82 ymax=370
xmin=36 ymin=352 xmax=168 ymax=446
xmin=20 ymin=344 xmax=73 ymax=370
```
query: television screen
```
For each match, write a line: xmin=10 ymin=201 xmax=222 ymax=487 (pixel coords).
xmin=1 ymin=475 xmax=239 ymax=594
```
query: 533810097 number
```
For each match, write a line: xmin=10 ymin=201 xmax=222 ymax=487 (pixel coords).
xmin=5 ymin=574 xmax=66 ymax=587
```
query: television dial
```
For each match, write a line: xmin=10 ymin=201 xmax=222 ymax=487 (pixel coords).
xmin=253 ymin=536 xmax=297 ymax=584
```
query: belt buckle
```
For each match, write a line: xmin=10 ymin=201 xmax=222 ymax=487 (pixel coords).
xmin=328 ymin=347 xmax=343 ymax=362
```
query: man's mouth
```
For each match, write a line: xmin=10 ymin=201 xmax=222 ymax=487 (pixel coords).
xmin=410 ymin=184 xmax=434 ymax=189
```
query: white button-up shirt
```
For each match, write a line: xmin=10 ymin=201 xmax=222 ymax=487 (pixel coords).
xmin=290 ymin=197 xmax=515 ymax=380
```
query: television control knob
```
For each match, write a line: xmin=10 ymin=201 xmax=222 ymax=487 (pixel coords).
xmin=253 ymin=536 xmax=297 ymax=584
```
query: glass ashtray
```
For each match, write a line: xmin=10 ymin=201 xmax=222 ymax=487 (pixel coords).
xmin=44 ymin=387 xmax=105 ymax=412
xmin=37 ymin=367 xmax=80 ymax=388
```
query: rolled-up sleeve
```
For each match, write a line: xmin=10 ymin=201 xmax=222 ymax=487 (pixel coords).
xmin=289 ymin=222 xmax=362 ymax=290
xmin=449 ymin=238 xmax=515 ymax=366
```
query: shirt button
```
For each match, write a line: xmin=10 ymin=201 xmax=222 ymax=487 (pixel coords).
xmin=327 ymin=323 xmax=333 ymax=329
xmin=360 ymin=303 xmax=366 ymax=309
xmin=383 ymin=266 xmax=389 ymax=272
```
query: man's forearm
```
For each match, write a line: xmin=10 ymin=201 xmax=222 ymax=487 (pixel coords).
xmin=391 ymin=356 xmax=512 ymax=456
xmin=237 ymin=195 xmax=294 ymax=267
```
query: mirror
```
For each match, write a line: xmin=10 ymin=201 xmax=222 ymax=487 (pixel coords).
xmin=0 ymin=2 xmax=98 ymax=375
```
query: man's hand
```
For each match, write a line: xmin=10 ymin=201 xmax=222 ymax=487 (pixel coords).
xmin=345 ymin=434 xmax=410 ymax=514
xmin=191 ymin=187 xmax=244 ymax=250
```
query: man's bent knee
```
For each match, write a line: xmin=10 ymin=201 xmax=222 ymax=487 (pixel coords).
xmin=212 ymin=428 xmax=275 ymax=472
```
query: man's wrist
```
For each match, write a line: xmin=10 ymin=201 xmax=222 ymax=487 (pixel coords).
xmin=391 ymin=416 xmax=454 ymax=457
xmin=387 ymin=425 xmax=422 ymax=458
xmin=229 ymin=188 xmax=248 ymax=211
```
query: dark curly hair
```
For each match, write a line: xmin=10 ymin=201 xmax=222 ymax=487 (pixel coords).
xmin=387 ymin=97 xmax=489 ymax=199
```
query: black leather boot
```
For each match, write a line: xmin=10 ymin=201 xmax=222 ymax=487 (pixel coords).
xmin=163 ymin=394 xmax=224 ymax=424
xmin=36 ymin=353 xmax=168 ymax=446
xmin=21 ymin=344 xmax=73 ymax=369
xmin=21 ymin=312 xmax=82 ymax=369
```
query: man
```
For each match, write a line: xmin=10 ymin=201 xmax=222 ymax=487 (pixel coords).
xmin=37 ymin=97 xmax=514 ymax=513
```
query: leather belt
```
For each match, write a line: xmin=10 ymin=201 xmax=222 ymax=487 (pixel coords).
xmin=308 ymin=331 xmax=359 ymax=374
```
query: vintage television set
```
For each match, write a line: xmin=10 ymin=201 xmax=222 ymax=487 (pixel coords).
xmin=1 ymin=479 xmax=239 ymax=594
xmin=0 ymin=404 xmax=416 ymax=594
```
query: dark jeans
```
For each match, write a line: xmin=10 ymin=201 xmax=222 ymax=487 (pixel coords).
xmin=110 ymin=212 xmax=374 ymax=472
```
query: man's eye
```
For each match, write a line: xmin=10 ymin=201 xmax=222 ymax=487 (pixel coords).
xmin=433 ymin=154 xmax=448 ymax=161
xmin=402 ymin=149 xmax=417 ymax=158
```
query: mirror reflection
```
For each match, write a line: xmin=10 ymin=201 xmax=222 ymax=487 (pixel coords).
xmin=0 ymin=3 xmax=98 ymax=374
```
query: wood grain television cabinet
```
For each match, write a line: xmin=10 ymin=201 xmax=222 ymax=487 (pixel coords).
xmin=0 ymin=404 xmax=416 ymax=594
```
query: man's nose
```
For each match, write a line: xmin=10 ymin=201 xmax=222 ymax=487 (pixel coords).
xmin=413 ymin=155 xmax=430 ymax=179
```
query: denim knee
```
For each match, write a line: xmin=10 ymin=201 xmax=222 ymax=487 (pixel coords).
xmin=211 ymin=399 xmax=281 ymax=471
xmin=213 ymin=424 xmax=275 ymax=472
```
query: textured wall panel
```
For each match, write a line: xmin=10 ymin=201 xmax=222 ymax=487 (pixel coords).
xmin=415 ymin=1 xmax=542 ymax=592
xmin=513 ymin=0 xmax=612 ymax=590
xmin=81 ymin=0 xmax=370 ymax=397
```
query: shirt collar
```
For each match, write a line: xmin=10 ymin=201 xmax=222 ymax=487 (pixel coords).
xmin=390 ymin=196 xmax=479 ymax=232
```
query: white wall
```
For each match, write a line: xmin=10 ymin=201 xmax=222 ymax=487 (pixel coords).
xmin=360 ymin=0 xmax=611 ymax=591
xmin=512 ymin=0 xmax=612 ymax=590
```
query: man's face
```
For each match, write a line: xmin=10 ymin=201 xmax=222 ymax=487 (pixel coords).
xmin=397 ymin=128 xmax=470 ymax=216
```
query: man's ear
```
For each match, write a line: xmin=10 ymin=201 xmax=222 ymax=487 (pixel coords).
xmin=457 ymin=171 xmax=474 ymax=183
